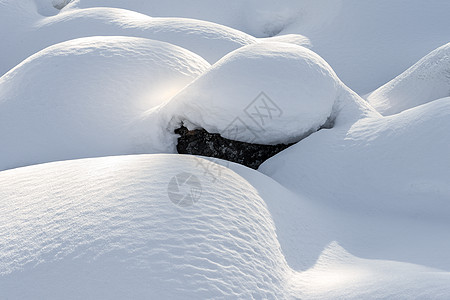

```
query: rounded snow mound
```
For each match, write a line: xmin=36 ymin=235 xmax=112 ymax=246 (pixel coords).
xmin=164 ymin=42 xmax=341 ymax=145
xmin=0 ymin=36 xmax=210 ymax=171
xmin=261 ymin=96 xmax=450 ymax=218
xmin=0 ymin=154 xmax=291 ymax=299
xmin=367 ymin=42 xmax=450 ymax=115
xmin=37 ymin=7 xmax=257 ymax=64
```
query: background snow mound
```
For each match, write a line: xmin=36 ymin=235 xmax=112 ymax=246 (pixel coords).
xmin=0 ymin=5 xmax=255 ymax=76
xmin=367 ymin=42 xmax=450 ymax=115
xmin=0 ymin=36 xmax=210 ymax=171
xmin=0 ymin=154 xmax=292 ymax=299
xmin=260 ymin=96 xmax=450 ymax=219
xmin=64 ymin=1 xmax=450 ymax=95
xmin=64 ymin=0 xmax=306 ymax=37
xmin=162 ymin=42 xmax=343 ymax=145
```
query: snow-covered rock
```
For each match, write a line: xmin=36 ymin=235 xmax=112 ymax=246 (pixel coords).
xmin=0 ymin=36 xmax=209 ymax=171
xmin=367 ymin=42 xmax=450 ymax=115
xmin=162 ymin=42 xmax=343 ymax=145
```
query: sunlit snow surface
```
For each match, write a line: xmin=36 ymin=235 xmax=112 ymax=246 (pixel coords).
xmin=1 ymin=0 xmax=450 ymax=298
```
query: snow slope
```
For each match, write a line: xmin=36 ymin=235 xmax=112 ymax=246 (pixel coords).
xmin=260 ymin=97 xmax=450 ymax=220
xmin=0 ymin=36 xmax=209 ymax=171
xmin=367 ymin=42 xmax=450 ymax=115
xmin=2 ymin=154 xmax=450 ymax=299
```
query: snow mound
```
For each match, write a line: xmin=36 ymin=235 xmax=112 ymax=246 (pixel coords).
xmin=0 ymin=154 xmax=292 ymax=299
xmin=64 ymin=1 xmax=450 ymax=94
xmin=260 ymin=96 xmax=450 ymax=219
xmin=280 ymin=1 xmax=450 ymax=94
xmin=36 ymin=7 xmax=256 ymax=64
xmin=367 ymin=43 xmax=450 ymax=115
xmin=0 ymin=36 xmax=210 ymax=171
xmin=0 ymin=3 xmax=255 ymax=76
xmin=63 ymin=0 xmax=306 ymax=37
xmin=162 ymin=42 xmax=342 ymax=145
xmin=2 ymin=154 xmax=450 ymax=299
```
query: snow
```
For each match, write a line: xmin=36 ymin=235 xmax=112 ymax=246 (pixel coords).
xmin=161 ymin=42 xmax=343 ymax=144
xmin=0 ymin=36 xmax=209 ymax=171
xmin=1 ymin=1 xmax=450 ymax=298
xmin=367 ymin=42 xmax=450 ymax=115
xmin=260 ymin=96 xmax=450 ymax=219
xmin=65 ymin=0 xmax=450 ymax=94
xmin=0 ymin=1 xmax=255 ymax=76
xmin=1 ymin=154 xmax=450 ymax=299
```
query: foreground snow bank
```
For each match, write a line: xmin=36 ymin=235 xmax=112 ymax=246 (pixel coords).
xmin=0 ymin=36 xmax=209 ymax=171
xmin=2 ymin=154 xmax=450 ymax=299
xmin=0 ymin=155 xmax=292 ymax=299
xmin=163 ymin=42 xmax=342 ymax=145
xmin=367 ymin=42 xmax=450 ymax=115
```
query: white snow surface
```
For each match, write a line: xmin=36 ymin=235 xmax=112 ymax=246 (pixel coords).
xmin=367 ymin=42 xmax=450 ymax=115
xmin=1 ymin=1 xmax=450 ymax=298
xmin=1 ymin=154 xmax=450 ymax=299
xmin=0 ymin=36 xmax=209 ymax=171
xmin=65 ymin=0 xmax=450 ymax=94
xmin=162 ymin=42 xmax=342 ymax=144
xmin=0 ymin=0 xmax=255 ymax=76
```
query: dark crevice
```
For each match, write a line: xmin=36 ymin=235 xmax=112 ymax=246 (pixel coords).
xmin=174 ymin=117 xmax=332 ymax=169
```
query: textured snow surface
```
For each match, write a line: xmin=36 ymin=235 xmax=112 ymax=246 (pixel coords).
xmin=0 ymin=0 xmax=255 ymax=76
xmin=65 ymin=0 xmax=450 ymax=94
xmin=0 ymin=36 xmax=209 ymax=171
xmin=1 ymin=154 xmax=450 ymax=299
xmin=1 ymin=0 xmax=450 ymax=298
xmin=367 ymin=43 xmax=450 ymax=115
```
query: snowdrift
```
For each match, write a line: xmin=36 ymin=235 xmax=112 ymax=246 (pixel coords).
xmin=0 ymin=1 xmax=255 ymax=76
xmin=162 ymin=42 xmax=343 ymax=145
xmin=2 ymin=154 xmax=450 ymax=299
xmin=0 ymin=36 xmax=209 ymax=171
xmin=260 ymin=96 xmax=450 ymax=219
xmin=65 ymin=0 xmax=450 ymax=94
xmin=367 ymin=42 xmax=450 ymax=115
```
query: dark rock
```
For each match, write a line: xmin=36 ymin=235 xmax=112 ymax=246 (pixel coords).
xmin=174 ymin=125 xmax=294 ymax=169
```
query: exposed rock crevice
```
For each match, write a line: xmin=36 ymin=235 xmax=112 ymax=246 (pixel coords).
xmin=175 ymin=125 xmax=294 ymax=169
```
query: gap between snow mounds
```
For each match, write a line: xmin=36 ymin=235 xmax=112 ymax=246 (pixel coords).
xmin=366 ymin=42 xmax=450 ymax=116
xmin=174 ymin=120 xmax=333 ymax=170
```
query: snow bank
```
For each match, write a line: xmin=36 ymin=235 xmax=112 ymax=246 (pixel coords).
xmin=162 ymin=42 xmax=343 ymax=145
xmin=367 ymin=42 xmax=450 ymax=115
xmin=0 ymin=2 xmax=255 ymax=76
xmin=0 ymin=154 xmax=290 ymax=298
xmin=260 ymin=96 xmax=450 ymax=219
xmin=2 ymin=154 xmax=450 ymax=299
xmin=0 ymin=36 xmax=209 ymax=171
xmin=64 ymin=0 xmax=307 ymax=37
xmin=36 ymin=7 xmax=256 ymax=64
xmin=64 ymin=1 xmax=450 ymax=94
